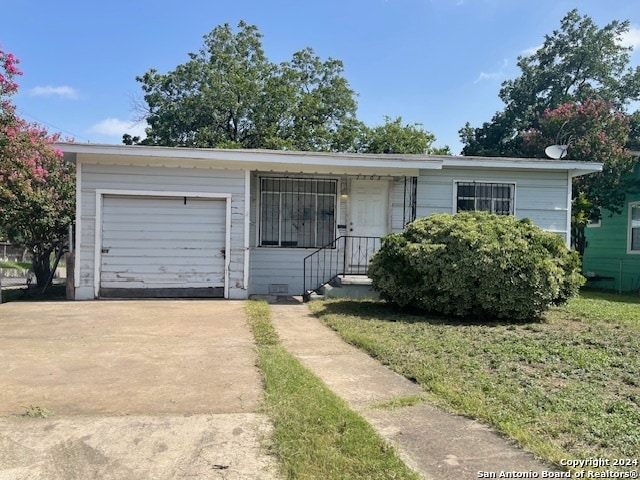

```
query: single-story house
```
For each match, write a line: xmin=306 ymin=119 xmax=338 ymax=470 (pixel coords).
xmin=582 ymin=156 xmax=640 ymax=292
xmin=59 ymin=143 xmax=601 ymax=300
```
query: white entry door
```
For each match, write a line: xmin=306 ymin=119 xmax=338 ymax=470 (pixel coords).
xmin=348 ymin=179 xmax=389 ymax=269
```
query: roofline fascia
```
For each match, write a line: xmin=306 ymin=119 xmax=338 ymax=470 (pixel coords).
xmin=440 ymin=155 xmax=603 ymax=174
xmin=56 ymin=142 xmax=442 ymax=171
xmin=56 ymin=142 xmax=603 ymax=176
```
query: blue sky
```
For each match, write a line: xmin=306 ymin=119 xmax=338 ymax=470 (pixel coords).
xmin=3 ymin=0 xmax=639 ymax=154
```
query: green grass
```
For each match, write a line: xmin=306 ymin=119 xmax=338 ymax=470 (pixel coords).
xmin=0 ymin=260 xmax=31 ymax=270
xmin=308 ymin=293 xmax=640 ymax=470
xmin=245 ymin=301 xmax=420 ymax=480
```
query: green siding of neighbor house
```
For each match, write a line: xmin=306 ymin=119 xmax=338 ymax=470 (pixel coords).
xmin=583 ymin=191 xmax=640 ymax=292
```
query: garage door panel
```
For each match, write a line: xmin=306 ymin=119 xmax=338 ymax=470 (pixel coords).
xmin=102 ymin=196 xmax=223 ymax=215
xmin=102 ymin=249 xmax=224 ymax=262
xmin=99 ymin=195 xmax=226 ymax=297
xmin=101 ymin=273 xmax=223 ymax=287
xmin=100 ymin=263 xmax=223 ymax=275
xmin=103 ymin=213 xmax=223 ymax=223
xmin=102 ymin=225 xmax=224 ymax=238
xmin=101 ymin=238 xmax=225 ymax=249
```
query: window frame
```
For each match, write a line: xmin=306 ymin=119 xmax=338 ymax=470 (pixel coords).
xmin=586 ymin=218 xmax=601 ymax=228
xmin=258 ymin=176 xmax=338 ymax=249
xmin=453 ymin=180 xmax=516 ymax=215
xmin=627 ymin=201 xmax=640 ymax=254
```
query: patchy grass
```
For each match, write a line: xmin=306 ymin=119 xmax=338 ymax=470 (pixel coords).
xmin=245 ymin=301 xmax=420 ymax=480
xmin=308 ymin=293 xmax=640 ymax=469
xmin=369 ymin=395 xmax=428 ymax=410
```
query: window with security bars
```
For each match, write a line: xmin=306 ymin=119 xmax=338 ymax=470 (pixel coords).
xmin=260 ymin=178 xmax=337 ymax=248
xmin=456 ymin=182 xmax=515 ymax=215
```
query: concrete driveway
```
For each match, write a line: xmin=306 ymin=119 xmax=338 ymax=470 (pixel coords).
xmin=0 ymin=300 xmax=278 ymax=479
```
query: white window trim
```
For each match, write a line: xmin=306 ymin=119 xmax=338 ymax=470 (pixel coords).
xmin=452 ymin=180 xmax=517 ymax=216
xmin=586 ymin=205 xmax=602 ymax=228
xmin=257 ymin=176 xmax=339 ymax=249
xmin=586 ymin=218 xmax=601 ymax=228
xmin=627 ymin=201 xmax=640 ymax=254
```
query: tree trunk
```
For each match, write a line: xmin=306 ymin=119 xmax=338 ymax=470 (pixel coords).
xmin=31 ymin=248 xmax=53 ymax=289
xmin=572 ymin=224 xmax=587 ymax=259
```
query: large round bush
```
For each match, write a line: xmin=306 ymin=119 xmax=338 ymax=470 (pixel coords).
xmin=369 ymin=212 xmax=584 ymax=320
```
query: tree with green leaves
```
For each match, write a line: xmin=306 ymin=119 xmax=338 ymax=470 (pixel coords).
xmin=359 ymin=116 xmax=450 ymax=155
xmin=0 ymin=46 xmax=75 ymax=288
xmin=330 ymin=116 xmax=450 ymax=154
xmin=133 ymin=21 xmax=358 ymax=151
xmin=458 ymin=9 xmax=640 ymax=256
xmin=520 ymin=99 xmax=637 ymax=255
xmin=460 ymin=9 xmax=640 ymax=157
xmin=130 ymin=21 xmax=450 ymax=155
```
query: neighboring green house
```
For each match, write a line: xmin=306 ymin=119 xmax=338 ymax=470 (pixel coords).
xmin=583 ymin=157 xmax=640 ymax=293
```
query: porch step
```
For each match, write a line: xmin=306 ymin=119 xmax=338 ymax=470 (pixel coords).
xmin=332 ymin=275 xmax=373 ymax=287
xmin=321 ymin=275 xmax=378 ymax=300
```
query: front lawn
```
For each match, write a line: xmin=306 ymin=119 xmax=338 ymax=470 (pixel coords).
xmin=308 ymin=290 xmax=640 ymax=469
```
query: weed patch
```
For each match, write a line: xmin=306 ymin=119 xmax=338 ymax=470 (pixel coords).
xmin=20 ymin=405 xmax=53 ymax=418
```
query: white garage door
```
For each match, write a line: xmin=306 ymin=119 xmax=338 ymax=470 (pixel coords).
xmin=100 ymin=195 xmax=226 ymax=298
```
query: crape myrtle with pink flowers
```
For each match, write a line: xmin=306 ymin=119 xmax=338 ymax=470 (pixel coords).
xmin=0 ymin=45 xmax=75 ymax=289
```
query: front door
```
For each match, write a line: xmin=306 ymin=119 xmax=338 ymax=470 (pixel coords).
xmin=348 ymin=179 xmax=389 ymax=269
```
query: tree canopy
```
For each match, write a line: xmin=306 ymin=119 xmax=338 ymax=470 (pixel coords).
xmin=133 ymin=21 xmax=357 ymax=151
xmin=460 ymin=9 xmax=640 ymax=157
xmin=0 ymin=45 xmax=75 ymax=288
xmin=458 ymin=9 xmax=640 ymax=256
xmin=520 ymin=99 xmax=637 ymax=254
xmin=130 ymin=21 xmax=449 ymax=154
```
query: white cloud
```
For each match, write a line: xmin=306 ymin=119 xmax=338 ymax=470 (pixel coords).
xmin=474 ymin=58 xmax=508 ymax=83
xmin=521 ymin=44 xmax=542 ymax=57
xmin=620 ymin=26 xmax=640 ymax=50
xmin=474 ymin=71 xmax=502 ymax=83
xmin=88 ymin=118 xmax=147 ymax=139
xmin=29 ymin=85 xmax=79 ymax=100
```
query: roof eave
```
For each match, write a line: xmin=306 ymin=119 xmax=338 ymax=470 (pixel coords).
xmin=56 ymin=142 xmax=442 ymax=174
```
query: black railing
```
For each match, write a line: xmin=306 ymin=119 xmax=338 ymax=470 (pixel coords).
xmin=303 ymin=235 xmax=382 ymax=300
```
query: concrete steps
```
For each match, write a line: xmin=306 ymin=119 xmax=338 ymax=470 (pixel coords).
xmin=315 ymin=275 xmax=379 ymax=300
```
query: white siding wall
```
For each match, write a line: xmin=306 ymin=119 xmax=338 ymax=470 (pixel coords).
xmin=249 ymin=248 xmax=314 ymax=296
xmin=76 ymin=162 xmax=247 ymax=299
xmin=416 ymin=167 xmax=571 ymax=243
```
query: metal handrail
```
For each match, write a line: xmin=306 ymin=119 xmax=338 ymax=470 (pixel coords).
xmin=303 ymin=235 xmax=381 ymax=299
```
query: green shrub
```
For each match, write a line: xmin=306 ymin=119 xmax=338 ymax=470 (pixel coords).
xmin=369 ymin=212 xmax=584 ymax=320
